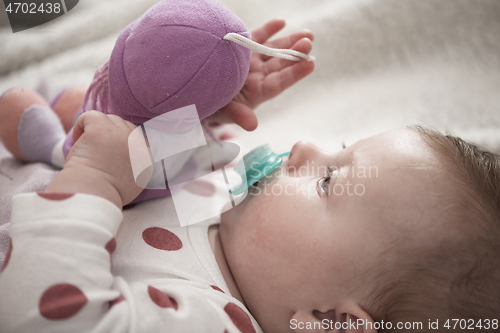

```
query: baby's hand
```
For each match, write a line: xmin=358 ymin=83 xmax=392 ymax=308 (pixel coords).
xmin=207 ymin=18 xmax=315 ymax=131
xmin=45 ymin=111 xmax=148 ymax=208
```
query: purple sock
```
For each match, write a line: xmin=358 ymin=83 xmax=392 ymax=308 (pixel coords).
xmin=17 ymin=105 xmax=66 ymax=165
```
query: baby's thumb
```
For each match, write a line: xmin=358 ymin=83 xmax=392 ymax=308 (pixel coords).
xmin=217 ymin=101 xmax=258 ymax=131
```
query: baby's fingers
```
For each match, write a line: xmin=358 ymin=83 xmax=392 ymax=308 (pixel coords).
xmin=209 ymin=101 xmax=258 ymax=132
xmin=266 ymin=29 xmax=314 ymax=50
xmin=106 ymin=114 xmax=137 ymax=131
xmin=73 ymin=112 xmax=135 ymax=143
xmin=251 ymin=18 xmax=286 ymax=44
xmin=263 ymin=37 xmax=314 ymax=75
xmin=262 ymin=40 xmax=315 ymax=98
xmin=72 ymin=110 xmax=110 ymax=142
xmin=258 ymin=29 xmax=314 ymax=62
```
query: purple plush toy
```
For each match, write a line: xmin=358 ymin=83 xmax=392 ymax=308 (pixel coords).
xmin=0 ymin=0 xmax=314 ymax=204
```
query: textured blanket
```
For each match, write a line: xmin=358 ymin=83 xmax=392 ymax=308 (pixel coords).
xmin=0 ymin=0 xmax=499 ymax=269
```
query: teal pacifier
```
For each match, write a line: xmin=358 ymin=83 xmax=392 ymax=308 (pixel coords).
xmin=229 ymin=144 xmax=290 ymax=195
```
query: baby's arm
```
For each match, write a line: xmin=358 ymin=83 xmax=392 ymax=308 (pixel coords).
xmin=0 ymin=112 xmax=257 ymax=333
xmin=0 ymin=111 xmax=139 ymax=332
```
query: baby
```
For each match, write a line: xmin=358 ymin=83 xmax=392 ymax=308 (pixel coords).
xmin=220 ymin=127 xmax=500 ymax=332
xmin=2 ymin=106 xmax=499 ymax=333
xmin=1 ymin=25 xmax=499 ymax=333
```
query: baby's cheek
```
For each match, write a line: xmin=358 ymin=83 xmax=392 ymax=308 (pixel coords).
xmin=231 ymin=184 xmax=300 ymax=258
xmin=230 ymin=204 xmax=274 ymax=261
xmin=250 ymin=182 xmax=300 ymax=235
xmin=240 ymin=208 xmax=272 ymax=250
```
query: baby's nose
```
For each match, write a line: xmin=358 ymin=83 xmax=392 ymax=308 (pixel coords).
xmin=287 ymin=141 xmax=323 ymax=173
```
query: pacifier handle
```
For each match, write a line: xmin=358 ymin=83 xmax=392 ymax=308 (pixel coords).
xmin=229 ymin=144 xmax=289 ymax=195
xmin=278 ymin=152 xmax=290 ymax=158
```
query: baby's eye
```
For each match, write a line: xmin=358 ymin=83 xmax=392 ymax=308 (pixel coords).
xmin=317 ymin=176 xmax=330 ymax=195
xmin=316 ymin=165 xmax=336 ymax=196
xmin=320 ymin=177 xmax=330 ymax=193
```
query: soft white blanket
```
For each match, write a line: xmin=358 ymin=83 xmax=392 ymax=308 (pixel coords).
xmin=0 ymin=0 xmax=499 ymax=268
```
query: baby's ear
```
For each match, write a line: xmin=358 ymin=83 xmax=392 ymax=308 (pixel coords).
xmin=291 ymin=305 xmax=378 ymax=333
xmin=291 ymin=309 xmax=333 ymax=333
xmin=338 ymin=305 xmax=378 ymax=333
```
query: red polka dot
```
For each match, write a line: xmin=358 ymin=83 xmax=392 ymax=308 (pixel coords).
xmin=105 ymin=238 xmax=117 ymax=255
xmin=142 ymin=227 xmax=182 ymax=251
xmin=148 ymin=286 xmax=178 ymax=310
xmin=184 ymin=179 xmax=216 ymax=197
xmin=109 ymin=296 xmax=125 ymax=308
xmin=220 ymin=132 xmax=235 ymax=141
xmin=210 ymin=285 xmax=224 ymax=293
xmin=37 ymin=192 xmax=74 ymax=201
xmin=1 ymin=238 xmax=12 ymax=272
xmin=224 ymin=302 xmax=256 ymax=333
xmin=39 ymin=283 xmax=87 ymax=320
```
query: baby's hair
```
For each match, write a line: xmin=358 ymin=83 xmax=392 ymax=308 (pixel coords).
xmin=364 ymin=126 xmax=500 ymax=332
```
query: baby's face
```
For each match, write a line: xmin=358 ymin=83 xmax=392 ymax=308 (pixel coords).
xmin=220 ymin=129 xmax=445 ymax=332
